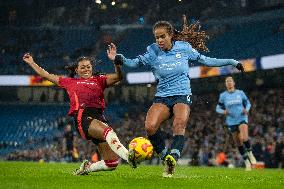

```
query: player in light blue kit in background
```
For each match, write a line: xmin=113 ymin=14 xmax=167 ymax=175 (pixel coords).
xmin=216 ymin=76 xmax=257 ymax=171
xmin=108 ymin=16 xmax=244 ymax=177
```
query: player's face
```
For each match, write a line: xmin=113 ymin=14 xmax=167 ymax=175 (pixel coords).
xmin=225 ymin=77 xmax=235 ymax=90
xmin=76 ymin=60 xmax=93 ymax=79
xmin=154 ymin=27 xmax=173 ymax=51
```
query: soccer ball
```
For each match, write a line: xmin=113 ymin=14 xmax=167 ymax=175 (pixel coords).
xmin=129 ymin=137 xmax=153 ymax=161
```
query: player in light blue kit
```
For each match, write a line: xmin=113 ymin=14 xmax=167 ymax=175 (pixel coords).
xmin=108 ymin=16 xmax=244 ymax=177
xmin=216 ymin=76 xmax=257 ymax=170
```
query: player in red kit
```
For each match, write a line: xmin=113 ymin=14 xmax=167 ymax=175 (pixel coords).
xmin=22 ymin=45 xmax=136 ymax=175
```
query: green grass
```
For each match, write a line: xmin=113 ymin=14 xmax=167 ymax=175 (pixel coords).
xmin=0 ymin=161 xmax=284 ymax=189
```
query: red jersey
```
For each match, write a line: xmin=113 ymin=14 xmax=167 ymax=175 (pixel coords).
xmin=59 ymin=75 xmax=107 ymax=115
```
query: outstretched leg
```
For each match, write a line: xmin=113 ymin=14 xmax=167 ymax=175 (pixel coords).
xmin=77 ymin=142 xmax=120 ymax=175
xmin=145 ymin=103 xmax=170 ymax=159
xmin=163 ymin=103 xmax=190 ymax=177
xmin=87 ymin=119 xmax=130 ymax=162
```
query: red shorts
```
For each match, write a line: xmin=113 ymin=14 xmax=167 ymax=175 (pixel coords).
xmin=72 ymin=107 xmax=107 ymax=145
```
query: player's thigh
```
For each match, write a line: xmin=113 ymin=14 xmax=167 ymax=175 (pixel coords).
xmin=232 ymin=132 xmax=242 ymax=146
xmin=172 ymin=103 xmax=190 ymax=134
xmin=145 ymin=103 xmax=170 ymax=132
xmin=88 ymin=119 xmax=109 ymax=140
xmin=98 ymin=142 xmax=119 ymax=160
xmin=173 ymin=103 xmax=190 ymax=124
xmin=239 ymin=124 xmax=249 ymax=140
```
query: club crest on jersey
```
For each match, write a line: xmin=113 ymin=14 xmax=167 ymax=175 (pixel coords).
xmin=176 ymin=53 xmax=182 ymax=58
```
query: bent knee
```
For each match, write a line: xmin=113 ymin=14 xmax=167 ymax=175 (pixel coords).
xmin=145 ymin=122 xmax=159 ymax=135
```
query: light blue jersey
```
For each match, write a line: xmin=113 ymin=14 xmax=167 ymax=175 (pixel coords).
xmin=216 ymin=90 xmax=251 ymax=126
xmin=119 ymin=41 xmax=238 ymax=97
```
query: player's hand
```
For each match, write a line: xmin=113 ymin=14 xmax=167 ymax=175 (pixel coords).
xmin=23 ymin=53 xmax=35 ymax=64
xmin=242 ymin=108 xmax=248 ymax=115
xmin=224 ymin=110 xmax=229 ymax=115
xmin=114 ymin=55 xmax=123 ymax=66
xmin=107 ymin=43 xmax=117 ymax=61
xmin=236 ymin=63 xmax=244 ymax=72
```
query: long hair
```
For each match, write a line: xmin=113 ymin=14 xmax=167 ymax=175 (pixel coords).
xmin=153 ymin=15 xmax=209 ymax=52
xmin=64 ymin=56 xmax=93 ymax=78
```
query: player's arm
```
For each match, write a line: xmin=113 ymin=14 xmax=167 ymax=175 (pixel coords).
xmin=106 ymin=43 xmax=123 ymax=86
xmin=241 ymin=91 xmax=251 ymax=114
xmin=216 ymin=94 xmax=227 ymax=115
xmin=186 ymin=42 xmax=244 ymax=72
xmin=107 ymin=43 xmax=148 ymax=68
xmin=198 ymin=55 xmax=244 ymax=72
xmin=22 ymin=53 xmax=60 ymax=85
xmin=116 ymin=54 xmax=141 ymax=68
xmin=106 ymin=64 xmax=123 ymax=86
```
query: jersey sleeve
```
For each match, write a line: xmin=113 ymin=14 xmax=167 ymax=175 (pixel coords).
xmin=58 ymin=77 xmax=72 ymax=89
xmin=137 ymin=51 xmax=152 ymax=66
xmin=186 ymin=42 xmax=201 ymax=61
xmin=216 ymin=93 xmax=225 ymax=114
xmin=118 ymin=54 xmax=141 ymax=68
xmin=97 ymin=75 xmax=107 ymax=90
xmin=240 ymin=90 xmax=251 ymax=112
xmin=118 ymin=44 xmax=157 ymax=68
xmin=197 ymin=55 xmax=239 ymax=67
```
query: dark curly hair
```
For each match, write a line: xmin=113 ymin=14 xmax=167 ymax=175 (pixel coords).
xmin=65 ymin=56 xmax=97 ymax=78
xmin=153 ymin=15 xmax=209 ymax=52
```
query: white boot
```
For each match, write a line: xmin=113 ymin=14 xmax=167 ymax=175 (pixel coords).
xmin=248 ymin=151 xmax=257 ymax=165
xmin=73 ymin=159 xmax=91 ymax=175
xmin=245 ymin=159 xmax=252 ymax=171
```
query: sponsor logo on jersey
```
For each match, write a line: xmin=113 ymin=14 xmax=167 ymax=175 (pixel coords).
xmin=158 ymin=62 xmax=182 ymax=71
xmin=76 ymin=81 xmax=98 ymax=86
xmin=176 ymin=53 xmax=182 ymax=58
xmin=227 ymin=99 xmax=242 ymax=106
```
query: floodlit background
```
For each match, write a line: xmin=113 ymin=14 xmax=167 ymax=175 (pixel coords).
xmin=0 ymin=0 xmax=283 ymax=169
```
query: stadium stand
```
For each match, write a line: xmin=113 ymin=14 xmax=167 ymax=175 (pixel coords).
xmin=1 ymin=5 xmax=284 ymax=74
xmin=0 ymin=1 xmax=283 ymax=169
xmin=1 ymin=75 xmax=283 ymax=168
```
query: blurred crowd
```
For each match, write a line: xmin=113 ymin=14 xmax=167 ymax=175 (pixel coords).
xmin=2 ymin=0 xmax=265 ymax=27
xmin=5 ymin=88 xmax=284 ymax=168
xmin=1 ymin=0 xmax=283 ymax=75
xmin=1 ymin=0 xmax=283 ymax=169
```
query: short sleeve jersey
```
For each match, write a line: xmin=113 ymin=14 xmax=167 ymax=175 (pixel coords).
xmin=59 ymin=75 xmax=107 ymax=115
xmin=218 ymin=90 xmax=250 ymax=126
xmin=137 ymin=41 xmax=200 ymax=97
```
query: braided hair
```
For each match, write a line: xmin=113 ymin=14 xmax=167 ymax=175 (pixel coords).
xmin=153 ymin=15 xmax=209 ymax=52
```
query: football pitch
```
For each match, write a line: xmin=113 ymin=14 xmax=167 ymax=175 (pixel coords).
xmin=0 ymin=161 xmax=283 ymax=189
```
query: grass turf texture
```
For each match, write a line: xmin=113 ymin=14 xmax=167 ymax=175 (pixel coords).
xmin=0 ymin=161 xmax=283 ymax=189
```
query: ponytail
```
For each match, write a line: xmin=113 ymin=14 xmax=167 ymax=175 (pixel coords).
xmin=173 ymin=15 xmax=209 ymax=52
xmin=153 ymin=15 xmax=209 ymax=52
